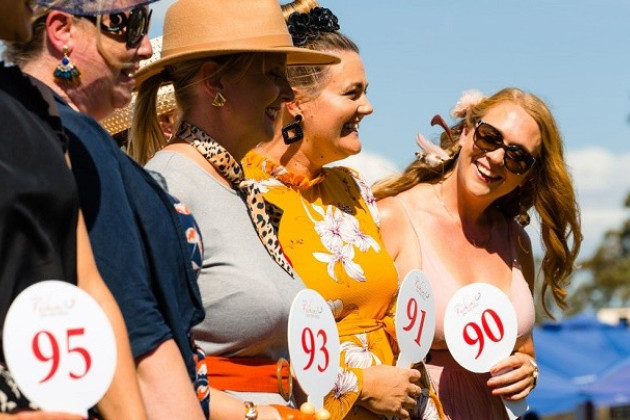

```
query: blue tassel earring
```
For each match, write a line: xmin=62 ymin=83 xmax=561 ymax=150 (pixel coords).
xmin=53 ymin=46 xmax=80 ymax=82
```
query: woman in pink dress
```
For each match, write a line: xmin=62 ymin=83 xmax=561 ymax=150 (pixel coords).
xmin=374 ymin=88 xmax=582 ymax=419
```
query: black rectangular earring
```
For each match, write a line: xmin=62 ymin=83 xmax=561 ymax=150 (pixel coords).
xmin=281 ymin=115 xmax=303 ymax=144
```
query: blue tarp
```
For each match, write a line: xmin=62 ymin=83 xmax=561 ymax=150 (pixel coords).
xmin=527 ymin=314 xmax=630 ymax=415
xmin=582 ymin=358 xmax=630 ymax=407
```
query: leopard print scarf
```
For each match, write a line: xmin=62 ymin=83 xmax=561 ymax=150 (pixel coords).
xmin=176 ymin=121 xmax=294 ymax=278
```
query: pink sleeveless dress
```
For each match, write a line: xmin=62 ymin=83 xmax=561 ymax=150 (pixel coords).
xmin=400 ymin=200 xmax=535 ymax=419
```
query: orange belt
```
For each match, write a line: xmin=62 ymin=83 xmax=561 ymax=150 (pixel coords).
xmin=205 ymin=355 xmax=292 ymax=401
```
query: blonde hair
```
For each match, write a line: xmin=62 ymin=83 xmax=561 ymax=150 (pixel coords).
xmin=374 ymin=88 xmax=582 ymax=316
xmin=282 ymin=0 xmax=319 ymax=15
xmin=2 ymin=14 xmax=47 ymax=65
xmin=129 ymin=53 xmax=257 ymax=165
xmin=281 ymin=0 xmax=358 ymax=100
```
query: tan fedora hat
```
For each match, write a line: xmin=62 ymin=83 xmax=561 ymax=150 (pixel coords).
xmin=134 ymin=0 xmax=340 ymax=86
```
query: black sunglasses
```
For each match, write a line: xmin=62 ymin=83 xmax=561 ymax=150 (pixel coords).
xmin=82 ymin=6 xmax=152 ymax=48
xmin=473 ymin=120 xmax=536 ymax=175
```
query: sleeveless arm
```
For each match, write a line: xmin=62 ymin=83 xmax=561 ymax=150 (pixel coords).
xmin=76 ymin=211 xmax=147 ymax=419
xmin=377 ymin=196 xmax=422 ymax=280
xmin=136 ymin=339 xmax=205 ymax=420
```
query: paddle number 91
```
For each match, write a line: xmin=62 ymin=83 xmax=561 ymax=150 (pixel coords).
xmin=402 ymin=297 xmax=427 ymax=347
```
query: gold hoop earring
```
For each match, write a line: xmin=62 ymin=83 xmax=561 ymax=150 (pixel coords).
xmin=212 ymin=92 xmax=227 ymax=107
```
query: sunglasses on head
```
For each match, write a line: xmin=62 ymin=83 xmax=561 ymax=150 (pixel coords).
xmin=82 ymin=6 xmax=152 ymax=48
xmin=473 ymin=120 xmax=536 ymax=175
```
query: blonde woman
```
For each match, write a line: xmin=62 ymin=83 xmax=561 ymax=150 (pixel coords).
xmin=375 ymin=88 xmax=582 ymax=419
xmin=131 ymin=0 xmax=339 ymax=418
xmin=242 ymin=1 xmax=444 ymax=418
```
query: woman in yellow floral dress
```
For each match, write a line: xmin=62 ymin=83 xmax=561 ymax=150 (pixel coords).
xmin=242 ymin=2 xmax=443 ymax=419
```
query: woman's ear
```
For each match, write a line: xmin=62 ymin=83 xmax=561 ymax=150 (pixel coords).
xmin=46 ymin=11 xmax=74 ymax=54
xmin=199 ymin=60 xmax=223 ymax=98
xmin=284 ymin=85 xmax=309 ymax=117
xmin=284 ymin=100 xmax=302 ymax=119
xmin=459 ymin=125 xmax=471 ymax=147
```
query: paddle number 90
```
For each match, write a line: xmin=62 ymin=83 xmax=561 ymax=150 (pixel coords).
xmin=32 ymin=328 xmax=92 ymax=383
xmin=462 ymin=309 xmax=504 ymax=359
xmin=301 ymin=327 xmax=329 ymax=372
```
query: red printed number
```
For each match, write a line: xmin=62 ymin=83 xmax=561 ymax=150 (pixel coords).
xmin=402 ymin=297 xmax=427 ymax=347
xmin=462 ymin=309 xmax=504 ymax=359
xmin=301 ymin=327 xmax=330 ymax=372
xmin=32 ymin=328 xmax=92 ymax=383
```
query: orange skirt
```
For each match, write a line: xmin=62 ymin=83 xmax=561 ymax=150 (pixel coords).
xmin=204 ymin=355 xmax=292 ymax=401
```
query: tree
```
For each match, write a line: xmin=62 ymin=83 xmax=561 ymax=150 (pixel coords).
xmin=566 ymin=193 xmax=630 ymax=316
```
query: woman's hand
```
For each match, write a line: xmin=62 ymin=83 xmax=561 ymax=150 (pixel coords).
xmin=256 ymin=405 xmax=282 ymax=420
xmin=487 ymin=351 xmax=538 ymax=400
xmin=357 ymin=365 xmax=423 ymax=419
xmin=0 ymin=412 xmax=84 ymax=420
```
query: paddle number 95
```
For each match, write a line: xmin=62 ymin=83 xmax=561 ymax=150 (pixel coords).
xmin=31 ymin=328 xmax=92 ymax=383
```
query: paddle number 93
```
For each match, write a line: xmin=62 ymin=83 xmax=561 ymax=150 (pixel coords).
xmin=301 ymin=327 xmax=329 ymax=372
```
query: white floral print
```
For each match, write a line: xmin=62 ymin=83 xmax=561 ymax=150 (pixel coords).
xmin=313 ymin=205 xmax=348 ymax=253
xmin=344 ymin=213 xmax=380 ymax=252
xmin=307 ymin=202 xmax=379 ymax=282
xmin=332 ymin=368 xmax=359 ymax=399
xmin=314 ymin=243 xmax=366 ymax=282
xmin=240 ymin=177 xmax=284 ymax=194
xmin=340 ymin=333 xmax=382 ymax=368
xmin=327 ymin=299 xmax=344 ymax=319
xmin=345 ymin=168 xmax=381 ymax=226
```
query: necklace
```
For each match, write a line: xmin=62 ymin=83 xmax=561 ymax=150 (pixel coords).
xmin=431 ymin=183 xmax=492 ymax=248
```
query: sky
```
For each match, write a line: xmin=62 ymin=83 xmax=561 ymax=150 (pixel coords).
xmin=149 ymin=0 xmax=630 ymax=261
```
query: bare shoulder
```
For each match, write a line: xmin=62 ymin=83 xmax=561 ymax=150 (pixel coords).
xmin=377 ymin=196 xmax=408 ymax=261
xmin=377 ymin=196 xmax=406 ymax=226
xmin=377 ymin=188 xmax=427 ymax=275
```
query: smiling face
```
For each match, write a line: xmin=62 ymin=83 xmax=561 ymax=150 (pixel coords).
xmin=297 ymin=50 xmax=373 ymax=166
xmin=64 ymin=13 xmax=152 ymax=119
xmin=220 ymin=53 xmax=293 ymax=155
xmin=0 ymin=0 xmax=34 ymax=42
xmin=456 ymin=101 xmax=541 ymax=200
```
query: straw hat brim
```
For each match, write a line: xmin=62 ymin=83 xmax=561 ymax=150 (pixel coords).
xmin=101 ymin=84 xmax=176 ymax=135
xmin=135 ymin=46 xmax=339 ymax=88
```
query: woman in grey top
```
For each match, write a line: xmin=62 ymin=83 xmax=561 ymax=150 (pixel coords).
xmin=130 ymin=0 xmax=339 ymax=418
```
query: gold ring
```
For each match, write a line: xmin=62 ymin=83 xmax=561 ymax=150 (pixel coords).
xmin=529 ymin=358 xmax=539 ymax=389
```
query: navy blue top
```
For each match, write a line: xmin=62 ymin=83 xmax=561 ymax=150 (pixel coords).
xmin=0 ymin=64 xmax=78 ymax=362
xmin=56 ymin=95 xmax=205 ymax=381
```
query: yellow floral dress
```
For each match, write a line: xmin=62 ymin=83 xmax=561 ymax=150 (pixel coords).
xmin=243 ymin=151 xmax=399 ymax=419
